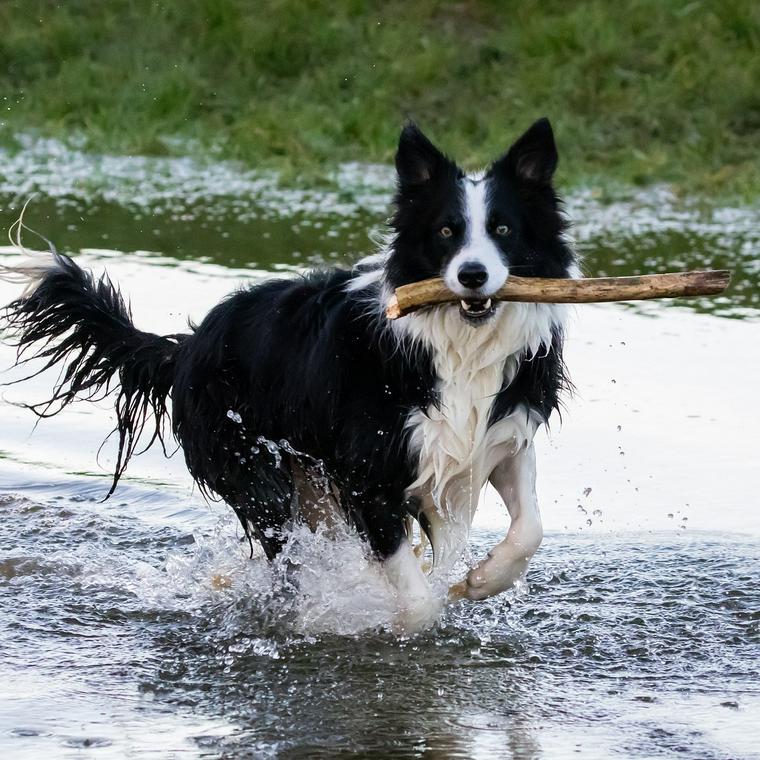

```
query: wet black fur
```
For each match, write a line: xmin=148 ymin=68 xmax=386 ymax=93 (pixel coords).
xmin=2 ymin=119 xmax=573 ymax=562
xmin=170 ymin=271 xmax=438 ymax=558
xmin=3 ymin=253 xmax=185 ymax=497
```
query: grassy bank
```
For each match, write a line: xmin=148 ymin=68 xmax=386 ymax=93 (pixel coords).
xmin=1 ymin=0 xmax=759 ymax=196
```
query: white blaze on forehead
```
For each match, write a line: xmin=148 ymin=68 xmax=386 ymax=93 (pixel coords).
xmin=443 ymin=176 xmax=509 ymax=297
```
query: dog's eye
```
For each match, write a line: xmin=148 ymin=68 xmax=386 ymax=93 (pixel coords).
xmin=495 ymin=224 xmax=510 ymax=236
xmin=439 ymin=226 xmax=453 ymax=238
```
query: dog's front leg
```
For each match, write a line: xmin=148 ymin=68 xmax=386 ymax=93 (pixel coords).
xmin=383 ymin=538 xmax=442 ymax=633
xmin=449 ymin=443 xmax=543 ymax=602
xmin=355 ymin=490 xmax=442 ymax=632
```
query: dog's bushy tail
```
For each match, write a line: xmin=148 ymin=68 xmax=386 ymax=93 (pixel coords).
xmin=1 ymin=233 xmax=188 ymax=497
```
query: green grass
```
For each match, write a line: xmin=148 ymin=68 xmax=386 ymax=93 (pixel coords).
xmin=1 ymin=0 xmax=759 ymax=196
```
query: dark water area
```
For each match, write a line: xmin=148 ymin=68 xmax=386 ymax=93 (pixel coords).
xmin=0 ymin=143 xmax=758 ymax=758
xmin=7 ymin=190 xmax=760 ymax=319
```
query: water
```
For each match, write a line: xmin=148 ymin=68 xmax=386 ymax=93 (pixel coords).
xmin=0 ymin=141 xmax=759 ymax=758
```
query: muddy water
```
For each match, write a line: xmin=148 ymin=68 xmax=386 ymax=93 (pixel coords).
xmin=0 ymin=143 xmax=759 ymax=758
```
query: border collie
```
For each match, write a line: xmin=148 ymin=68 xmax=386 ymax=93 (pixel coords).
xmin=1 ymin=118 xmax=576 ymax=631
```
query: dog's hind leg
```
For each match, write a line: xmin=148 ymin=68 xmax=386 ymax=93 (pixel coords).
xmin=288 ymin=456 xmax=342 ymax=533
xmin=449 ymin=444 xmax=543 ymax=602
xmin=221 ymin=447 xmax=300 ymax=561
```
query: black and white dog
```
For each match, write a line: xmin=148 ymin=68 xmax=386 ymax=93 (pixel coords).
xmin=1 ymin=118 xmax=576 ymax=630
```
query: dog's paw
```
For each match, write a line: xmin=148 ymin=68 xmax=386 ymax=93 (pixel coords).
xmin=392 ymin=594 xmax=443 ymax=634
xmin=447 ymin=577 xmax=498 ymax=602
xmin=448 ymin=561 xmax=529 ymax=603
xmin=447 ymin=580 xmax=469 ymax=602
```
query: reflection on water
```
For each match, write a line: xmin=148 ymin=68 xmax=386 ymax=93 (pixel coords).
xmin=0 ymin=148 xmax=759 ymax=757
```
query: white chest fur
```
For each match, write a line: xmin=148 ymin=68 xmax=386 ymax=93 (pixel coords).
xmin=397 ymin=302 xmax=564 ymax=559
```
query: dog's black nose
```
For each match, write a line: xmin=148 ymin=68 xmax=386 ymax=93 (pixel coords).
xmin=458 ymin=262 xmax=488 ymax=289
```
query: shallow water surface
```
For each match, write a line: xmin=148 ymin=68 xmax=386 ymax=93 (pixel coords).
xmin=0 ymin=148 xmax=758 ymax=758
xmin=2 ymin=480 xmax=758 ymax=759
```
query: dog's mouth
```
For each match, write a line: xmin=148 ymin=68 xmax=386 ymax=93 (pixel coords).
xmin=459 ymin=297 xmax=495 ymax=323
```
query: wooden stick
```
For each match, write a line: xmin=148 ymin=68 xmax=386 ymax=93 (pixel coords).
xmin=385 ymin=270 xmax=731 ymax=319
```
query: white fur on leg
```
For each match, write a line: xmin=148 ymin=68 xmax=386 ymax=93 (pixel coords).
xmin=383 ymin=540 xmax=442 ymax=633
xmin=451 ymin=444 xmax=543 ymax=601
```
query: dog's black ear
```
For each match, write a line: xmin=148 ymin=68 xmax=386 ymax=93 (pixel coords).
xmin=496 ymin=117 xmax=558 ymax=184
xmin=395 ymin=122 xmax=449 ymax=185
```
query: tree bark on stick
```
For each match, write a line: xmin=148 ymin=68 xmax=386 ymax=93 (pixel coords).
xmin=385 ymin=270 xmax=731 ymax=320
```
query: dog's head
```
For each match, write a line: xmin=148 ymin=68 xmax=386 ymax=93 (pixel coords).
xmin=387 ymin=118 xmax=576 ymax=323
